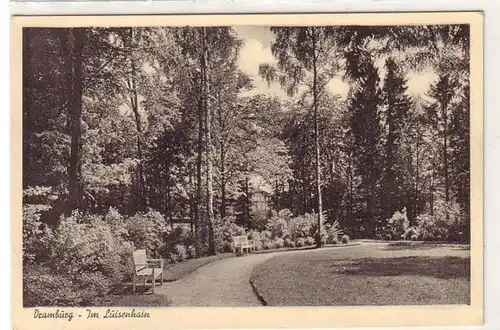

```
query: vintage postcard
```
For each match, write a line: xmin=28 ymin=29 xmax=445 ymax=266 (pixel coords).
xmin=11 ymin=12 xmax=483 ymax=329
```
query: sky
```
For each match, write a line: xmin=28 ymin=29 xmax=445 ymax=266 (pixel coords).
xmin=233 ymin=26 xmax=438 ymax=101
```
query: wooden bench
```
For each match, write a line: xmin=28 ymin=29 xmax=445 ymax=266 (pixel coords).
xmin=233 ymin=235 xmax=255 ymax=255
xmin=131 ymin=249 xmax=164 ymax=294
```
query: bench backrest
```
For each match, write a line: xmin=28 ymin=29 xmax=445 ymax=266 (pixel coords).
xmin=233 ymin=235 xmax=249 ymax=247
xmin=132 ymin=249 xmax=147 ymax=272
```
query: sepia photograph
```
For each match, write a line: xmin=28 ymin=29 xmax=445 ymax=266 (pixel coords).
xmin=12 ymin=12 xmax=483 ymax=329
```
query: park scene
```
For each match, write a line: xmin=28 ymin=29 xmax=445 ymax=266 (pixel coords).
xmin=22 ymin=25 xmax=470 ymax=307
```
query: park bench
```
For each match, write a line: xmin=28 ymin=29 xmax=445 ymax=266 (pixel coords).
xmin=131 ymin=249 xmax=164 ymax=294
xmin=233 ymin=235 xmax=255 ymax=255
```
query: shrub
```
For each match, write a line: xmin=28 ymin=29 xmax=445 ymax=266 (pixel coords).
xmin=331 ymin=238 xmax=339 ymax=245
xmin=103 ymin=207 xmax=128 ymax=236
xmin=126 ymin=210 xmax=168 ymax=258
xmin=416 ymin=199 xmax=466 ymax=242
xmin=23 ymin=264 xmax=111 ymax=307
xmin=284 ymin=238 xmax=295 ymax=248
xmin=295 ymin=237 xmax=306 ymax=247
xmin=385 ymin=233 xmax=392 ymax=241
xmin=274 ymin=238 xmax=285 ymax=249
xmin=247 ymin=230 xmax=259 ymax=241
xmin=288 ymin=213 xmax=316 ymax=240
xmin=214 ymin=215 xmax=246 ymax=253
xmin=248 ymin=230 xmax=262 ymax=251
xmin=221 ymin=241 xmax=235 ymax=253
xmin=266 ymin=209 xmax=292 ymax=239
xmin=262 ymin=241 xmax=275 ymax=250
xmin=386 ymin=208 xmax=409 ymax=239
xmin=187 ymin=245 xmax=197 ymax=259
xmin=305 ymin=236 xmax=315 ymax=246
xmin=23 ymin=203 xmax=52 ymax=264
xmin=403 ymin=227 xmax=419 ymax=240
xmin=253 ymin=239 xmax=264 ymax=251
xmin=27 ymin=210 xmax=135 ymax=307
xmin=326 ymin=220 xmax=344 ymax=244
xmin=165 ymin=226 xmax=196 ymax=256
xmin=50 ymin=211 xmax=135 ymax=284
xmin=341 ymin=234 xmax=350 ymax=244
xmin=410 ymin=234 xmax=418 ymax=241
xmin=169 ymin=244 xmax=188 ymax=263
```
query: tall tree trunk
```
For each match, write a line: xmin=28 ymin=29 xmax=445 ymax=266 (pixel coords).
xmin=443 ymin=101 xmax=450 ymax=220
xmin=202 ymin=27 xmax=215 ymax=255
xmin=311 ymin=27 xmax=323 ymax=247
xmin=220 ymin=145 xmax=227 ymax=219
xmin=195 ymin=86 xmax=204 ymax=255
xmin=166 ymin=169 xmax=174 ymax=231
xmin=127 ymin=27 xmax=147 ymax=211
xmin=189 ymin=168 xmax=195 ymax=233
xmin=65 ymin=28 xmax=85 ymax=212
xmin=413 ymin=131 xmax=421 ymax=226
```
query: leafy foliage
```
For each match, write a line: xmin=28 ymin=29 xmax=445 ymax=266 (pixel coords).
xmin=125 ymin=210 xmax=168 ymax=258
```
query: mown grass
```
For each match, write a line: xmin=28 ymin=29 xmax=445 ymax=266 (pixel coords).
xmin=250 ymin=243 xmax=470 ymax=306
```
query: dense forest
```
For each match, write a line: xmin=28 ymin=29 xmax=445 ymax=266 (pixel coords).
xmin=22 ymin=25 xmax=470 ymax=306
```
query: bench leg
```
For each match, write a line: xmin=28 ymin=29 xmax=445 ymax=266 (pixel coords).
xmin=152 ymin=268 xmax=156 ymax=293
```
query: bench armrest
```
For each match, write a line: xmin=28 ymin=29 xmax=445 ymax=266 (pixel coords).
xmin=147 ymin=259 xmax=164 ymax=267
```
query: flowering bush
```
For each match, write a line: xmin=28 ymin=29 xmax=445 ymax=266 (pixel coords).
xmin=23 ymin=210 xmax=135 ymax=307
xmin=325 ymin=220 xmax=344 ymax=244
xmin=305 ymin=236 xmax=315 ymax=246
xmin=187 ymin=245 xmax=197 ymax=259
xmin=23 ymin=264 xmax=111 ymax=307
xmin=262 ymin=241 xmax=275 ymax=250
xmin=295 ymin=237 xmax=306 ymax=247
xmin=288 ymin=213 xmax=316 ymax=240
xmin=23 ymin=203 xmax=52 ymax=264
xmin=274 ymin=238 xmax=285 ymax=249
xmin=403 ymin=227 xmax=419 ymax=240
xmin=416 ymin=200 xmax=465 ymax=241
xmin=214 ymin=215 xmax=246 ymax=253
xmin=386 ymin=209 xmax=409 ymax=239
xmin=169 ymin=244 xmax=188 ymax=263
xmin=49 ymin=211 xmax=135 ymax=284
xmin=284 ymin=238 xmax=295 ymax=248
xmin=266 ymin=209 xmax=292 ymax=239
xmin=126 ymin=210 xmax=168 ymax=257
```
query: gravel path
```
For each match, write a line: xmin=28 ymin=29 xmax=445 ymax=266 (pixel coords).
xmin=154 ymin=244 xmax=367 ymax=307
xmin=155 ymin=252 xmax=277 ymax=306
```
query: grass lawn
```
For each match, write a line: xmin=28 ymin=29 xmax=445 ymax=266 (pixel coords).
xmin=250 ymin=242 xmax=470 ymax=306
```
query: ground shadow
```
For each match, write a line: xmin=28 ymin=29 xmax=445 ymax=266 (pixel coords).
xmin=385 ymin=243 xmax=443 ymax=251
xmin=334 ymin=256 xmax=470 ymax=280
xmin=385 ymin=242 xmax=470 ymax=251
xmin=109 ymin=283 xmax=161 ymax=295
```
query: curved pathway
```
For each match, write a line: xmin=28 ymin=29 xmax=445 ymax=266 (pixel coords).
xmin=155 ymin=244 xmax=368 ymax=307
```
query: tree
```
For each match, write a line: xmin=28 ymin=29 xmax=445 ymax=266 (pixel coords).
xmin=380 ymin=57 xmax=412 ymax=223
xmin=428 ymin=74 xmax=459 ymax=213
xmin=60 ymin=28 xmax=86 ymax=212
xmin=347 ymin=56 xmax=382 ymax=237
xmin=259 ymin=27 xmax=340 ymax=247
